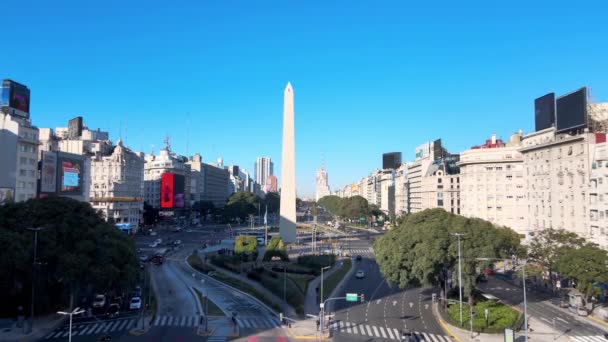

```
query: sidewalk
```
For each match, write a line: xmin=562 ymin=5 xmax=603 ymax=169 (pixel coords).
xmin=206 ymin=260 xmax=297 ymax=317
xmin=304 ymin=261 xmax=345 ymax=316
xmin=0 ymin=314 xmax=66 ymax=342
xmin=286 ymin=318 xmax=329 ymax=341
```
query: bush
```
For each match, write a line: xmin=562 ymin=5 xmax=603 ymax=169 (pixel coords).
xmin=296 ymin=255 xmax=335 ymax=273
xmin=246 ymin=271 xmax=262 ymax=281
xmin=263 ymin=236 xmax=289 ymax=261
xmin=188 ymin=252 xmax=213 ymax=273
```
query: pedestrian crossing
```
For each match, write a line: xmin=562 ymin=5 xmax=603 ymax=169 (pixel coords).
xmin=235 ymin=316 xmax=282 ymax=329
xmin=153 ymin=315 xmax=202 ymax=327
xmin=570 ymin=336 xmax=608 ymax=342
xmin=345 ymin=248 xmax=375 ymax=256
xmin=329 ymin=320 xmax=451 ymax=342
xmin=44 ymin=318 xmax=137 ymax=339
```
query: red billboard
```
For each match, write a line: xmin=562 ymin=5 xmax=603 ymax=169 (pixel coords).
xmin=161 ymin=173 xmax=174 ymax=208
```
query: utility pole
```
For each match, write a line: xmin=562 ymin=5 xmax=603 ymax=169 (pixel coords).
xmin=451 ymin=233 xmax=466 ymax=326
xmin=523 ymin=261 xmax=529 ymax=342
xmin=320 ymin=266 xmax=331 ymax=333
xmin=27 ymin=227 xmax=44 ymax=333
xmin=283 ymin=266 xmax=287 ymax=303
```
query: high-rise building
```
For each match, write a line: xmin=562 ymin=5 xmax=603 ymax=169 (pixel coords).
xmin=186 ymin=153 xmax=204 ymax=204
xmin=201 ymin=163 xmax=230 ymax=208
xmin=280 ymin=82 xmax=296 ymax=243
xmin=588 ymin=135 xmax=608 ymax=250
xmin=459 ymin=133 xmax=526 ymax=235
xmin=144 ymin=138 xmax=189 ymax=209
xmin=90 ymin=139 xmax=144 ymax=231
xmin=0 ymin=79 xmax=39 ymax=203
xmin=266 ymin=175 xmax=278 ymax=193
xmin=255 ymin=157 xmax=273 ymax=191
xmin=315 ymin=167 xmax=331 ymax=201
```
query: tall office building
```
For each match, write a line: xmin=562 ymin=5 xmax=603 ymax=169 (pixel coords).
xmin=315 ymin=167 xmax=331 ymax=201
xmin=255 ymin=157 xmax=273 ymax=191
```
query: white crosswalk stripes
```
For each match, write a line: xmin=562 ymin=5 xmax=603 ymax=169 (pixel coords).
xmin=233 ymin=316 xmax=281 ymax=330
xmin=44 ymin=318 xmax=138 ymax=340
xmin=570 ymin=336 xmax=608 ymax=342
xmin=330 ymin=320 xmax=452 ymax=341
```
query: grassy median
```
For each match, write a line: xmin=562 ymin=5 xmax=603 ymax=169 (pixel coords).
xmin=446 ymin=299 xmax=520 ymax=333
xmin=193 ymin=287 xmax=225 ymax=316
xmin=319 ymin=258 xmax=352 ymax=303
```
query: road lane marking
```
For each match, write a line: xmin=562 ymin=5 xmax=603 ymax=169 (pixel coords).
xmin=93 ymin=323 xmax=106 ymax=334
xmin=393 ymin=300 xmax=397 ymax=306
xmin=386 ymin=326 xmax=395 ymax=339
xmin=379 ymin=326 xmax=387 ymax=338
xmin=346 ymin=322 xmax=352 ymax=334
xmin=409 ymin=302 xmax=414 ymax=308
xmin=365 ymin=324 xmax=373 ymax=336
xmin=376 ymin=299 xmax=381 ymax=304
xmin=372 ymin=325 xmax=380 ymax=337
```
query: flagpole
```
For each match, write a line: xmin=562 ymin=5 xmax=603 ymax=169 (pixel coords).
xmin=264 ymin=205 xmax=268 ymax=246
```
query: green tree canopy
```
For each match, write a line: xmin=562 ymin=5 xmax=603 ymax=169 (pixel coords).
xmin=192 ymin=200 xmax=216 ymax=216
xmin=223 ymin=191 xmax=262 ymax=221
xmin=374 ymin=208 xmax=523 ymax=304
xmin=555 ymin=244 xmax=608 ymax=302
xmin=263 ymin=192 xmax=280 ymax=213
xmin=318 ymin=196 xmax=342 ymax=216
xmin=528 ymin=228 xmax=587 ymax=290
xmin=339 ymin=196 xmax=369 ymax=220
xmin=0 ymin=197 xmax=138 ymax=317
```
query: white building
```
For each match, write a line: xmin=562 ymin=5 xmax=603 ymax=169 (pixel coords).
xmin=144 ymin=140 xmax=188 ymax=208
xmin=315 ymin=167 xmax=331 ymax=201
xmin=588 ymin=136 xmax=608 ymax=249
xmin=90 ymin=139 xmax=144 ymax=231
xmin=0 ymin=112 xmax=39 ymax=203
xmin=459 ymin=133 xmax=527 ymax=235
xmin=394 ymin=164 xmax=408 ymax=216
xmin=379 ymin=169 xmax=395 ymax=215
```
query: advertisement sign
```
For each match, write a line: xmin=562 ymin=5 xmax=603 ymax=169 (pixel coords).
xmin=415 ymin=142 xmax=432 ymax=161
xmin=0 ymin=187 xmax=14 ymax=205
xmin=161 ymin=173 xmax=174 ymax=208
xmin=59 ymin=158 xmax=83 ymax=193
xmin=1 ymin=80 xmax=31 ymax=118
xmin=68 ymin=116 xmax=83 ymax=139
xmin=556 ymin=87 xmax=588 ymax=133
xmin=534 ymin=93 xmax=556 ymax=131
xmin=40 ymin=152 xmax=57 ymax=193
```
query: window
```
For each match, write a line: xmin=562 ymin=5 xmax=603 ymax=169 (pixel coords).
xmin=29 ymin=158 xmax=36 ymax=165
xmin=20 ymin=157 xmax=27 ymax=165
xmin=19 ymin=169 xmax=27 ymax=176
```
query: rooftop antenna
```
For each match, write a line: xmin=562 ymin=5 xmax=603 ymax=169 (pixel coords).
xmin=186 ymin=113 xmax=190 ymax=157
xmin=164 ymin=135 xmax=171 ymax=151
xmin=151 ymin=144 xmax=155 ymax=155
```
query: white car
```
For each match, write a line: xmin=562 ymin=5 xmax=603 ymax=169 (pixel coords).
xmin=129 ymin=297 xmax=142 ymax=310
xmin=92 ymin=294 xmax=106 ymax=308
xmin=150 ymin=231 xmax=158 ymax=236
xmin=355 ymin=270 xmax=365 ymax=279
xmin=155 ymin=238 xmax=162 ymax=244
xmin=173 ymin=240 xmax=182 ymax=246
xmin=149 ymin=242 xmax=158 ymax=248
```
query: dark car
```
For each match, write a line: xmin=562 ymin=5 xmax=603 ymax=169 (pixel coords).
xmin=106 ymin=303 xmax=120 ymax=318
xmin=355 ymin=255 xmax=362 ymax=261
xmin=400 ymin=329 xmax=414 ymax=342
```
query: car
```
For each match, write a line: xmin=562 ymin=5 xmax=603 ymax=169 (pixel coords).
xmin=355 ymin=270 xmax=365 ymax=279
xmin=106 ymin=303 xmax=120 ymax=317
xmin=139 ymin=255 xmax=148 ymax=262
xmin=133 ymin=286 xmax=143 ymax=297
xmin=129 ymin=297 xmax=142 ymax=310
xmin=148 ymin=242 xmax=158 ymax=248
xmin=173 ymin=240 xmax=182 ymax=246
xmin=400 ymin=329 xmax=414 ymax=342
xmin=155 ymin=238 xmax=162 ymax=244
xmin=149 ymin=231 xmax=158 ymax=236
xmin=92 ymin=294 xmax=106 ymax=308
xmin=355 ymin=255 xmax=362 ymax=261
xmin=139 ymin=262 xmax=145 ymax=269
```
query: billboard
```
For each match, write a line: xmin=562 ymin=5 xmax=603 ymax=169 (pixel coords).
xmin=556 ymin=87 xmax=588 ymax=134
xmin=415 ymin=142 xmax=432 ymax=161
xmin=59 ymin=158 xmax=84 ymax=193
xmin=0 ymin=188 xmax=14 ymax=206
xmin=1 ymin=79 xmax=30 ymax=118
xmin=161 ymin=173 xmax=185 ymax=209
xmin=40 ymin=151 xmax=57 ymax=193
xmin=382 ymin=152 xmax=402 ymax=170
xmin=534 ymin=93 xmax=556 ymax=131
xmin=68 ymin=116 xmax=83 ymax=139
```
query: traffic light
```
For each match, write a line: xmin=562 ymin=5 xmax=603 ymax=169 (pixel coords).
xmin=360 ymin=293 xmax=365 ymax=302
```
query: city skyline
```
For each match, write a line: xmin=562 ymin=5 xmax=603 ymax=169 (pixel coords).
xmin=2 ymin=1 xmax=608 ymax=196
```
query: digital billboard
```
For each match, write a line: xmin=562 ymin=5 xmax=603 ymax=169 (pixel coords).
xmin=556 ymin=87 xmax=588 ymax=134
xmin=1 ymin=79 xmax=30 ymax=118
xmin=415 ymin=142 xmax=432 ymax=161
xmin=382 ymin=152 xmax=402 ymax=170
xmin=40 ymin=151 xmax=57 ymax=193
xmin=161 ymin=173 xmax=185 ymax=209
xmin=534 ymin=93 xmax=555 ymax=131
xmin=59 ymin=158 xmax=84 ymax=193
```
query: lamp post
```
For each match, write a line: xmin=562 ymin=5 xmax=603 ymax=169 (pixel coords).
xmin=57 ymin=307 xmax=84 ymax=342
xmin=26 ymin=226 xmax=45 ymax=333
xmin=451 ymin=233 xmax=466 ymax=326
xmin=320 ymin=266 xmax=331 ymax=333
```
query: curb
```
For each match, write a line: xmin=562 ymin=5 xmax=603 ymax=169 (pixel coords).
xmin=196 ymin=326 xmax=215 ymax=337
xmin=432 ymin=303 xmax=463 ymax=342
xmin=588 ymin=314 xmax=608 ymax=329
xmin=286 ymin=327 xmax=329 ymax=340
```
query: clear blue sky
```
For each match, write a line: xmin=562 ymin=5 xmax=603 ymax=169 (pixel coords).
xmin=3 ymin=1 xmax=608 ymax=197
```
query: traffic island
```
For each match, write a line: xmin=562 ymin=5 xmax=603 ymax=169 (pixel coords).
xmin=128 ymin=316 xmax=154 ymax=336
xmin=196 ymin=326 xmax=215 ymax=337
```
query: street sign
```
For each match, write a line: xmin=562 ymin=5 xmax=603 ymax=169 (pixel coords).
xmin=346 ymin=293 xmax=358 ymax=302
xmin=504 ymin=328 xmax=514 ymax=342
xmin=319 ymin=303 xmax=324 ymax=309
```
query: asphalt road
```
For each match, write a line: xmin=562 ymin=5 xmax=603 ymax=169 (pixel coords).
xmin=328 ymin=239 xmax=451 ymax=342
xmin=479 ymin=275 xmax=608 ymax=339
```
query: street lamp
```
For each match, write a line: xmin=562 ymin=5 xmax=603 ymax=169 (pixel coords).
xmin=26 ymin=226 xmax=45 ymax=333
xmin=320 ymin=266 xmax=331 ymax=333
xmin=57 ymin=307 xmax=85 ymax=342
xmin=476 ymin=257 xmax=529 ymax=342
xmin=451 ymin=232 xmax=467 ymax=326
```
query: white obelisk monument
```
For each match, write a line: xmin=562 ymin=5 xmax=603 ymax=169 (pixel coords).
xmin=280 ymin=82 xmax=297 ymax=243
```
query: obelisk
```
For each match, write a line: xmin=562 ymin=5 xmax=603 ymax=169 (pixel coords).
xmin=280 ymin=82 xmax=297 ymax=243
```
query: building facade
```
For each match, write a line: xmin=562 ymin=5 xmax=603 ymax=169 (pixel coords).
xmin=588 ymin=137 xmax=608 ymax=249
xmin=254 ymin=157 xmax=273 ymax=191
xmin=315 ymin=167 xmax=331 ymax=201
xmin=201 ymin=163 xmax=230 ymax=208
xmin=144 ymin=142 xmax=188 ymax=209
xmin=459 ymin=133 xmax=527 ymax=235
xmin=90 ymin=139 xmax=144 ymax=230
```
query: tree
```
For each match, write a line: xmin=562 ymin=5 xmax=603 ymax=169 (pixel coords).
xmin=234 ymin=235 xmax=258 ymax=261
xmin=339 ymin=196 xmax=369 ymax=220
xmin=555 ymin=244 xmax=608 ymax=303
xmin=263 ymin=236 xmax=289 ymax=261
xmin=374 ymin=208 xmax=523 ymax=306
xmin=318 ymin=196 xmax=342 ymax=216
xmin=192 ymin=200 xmax=215 ymax=219
xmin=142 ymin=201 xmax=159 ymax=226
xmin=223 ymin=191 xmax=262 ymax=221
xmin=0 ymin=197 xmax=138 ymax=317
xmin=528 ymin=228 xmax=587 ymax=291
xmin=263 ymin=192 xmax=280 ymax=213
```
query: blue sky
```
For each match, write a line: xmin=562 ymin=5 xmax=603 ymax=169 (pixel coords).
xmin=3 ymin=1 xmax=608 ymax=197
